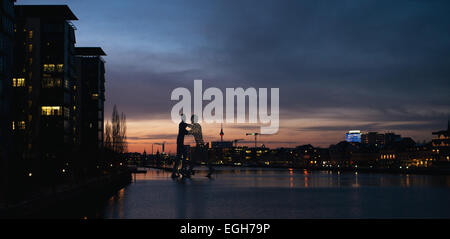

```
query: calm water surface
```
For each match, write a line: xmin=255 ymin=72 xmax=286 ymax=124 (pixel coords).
xmin=98 ymin=167 xmax=450 ymax=219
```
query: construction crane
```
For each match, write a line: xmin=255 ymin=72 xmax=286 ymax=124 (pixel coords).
xmin=153 ymin=142 xmax=166 ymax=154
xmin=232 ymin=139 xmax=244 ymax=147
xmin=246 ymin=133 xmax=260 ymax=148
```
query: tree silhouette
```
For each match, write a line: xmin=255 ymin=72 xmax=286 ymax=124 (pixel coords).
xmin=120 ymin=112 xmax=128 ymax=153
xmin=106 ymin=105 xmax=128 ymax=154
xmin=104 ymin=121 xmax=112 ymax=149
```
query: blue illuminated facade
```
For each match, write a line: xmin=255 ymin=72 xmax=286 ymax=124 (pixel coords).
xmin=346 ymin=130 xmax=361 ymax=143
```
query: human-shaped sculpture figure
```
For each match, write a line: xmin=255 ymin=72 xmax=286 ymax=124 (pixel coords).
xmin=189 ymin=114 xmax=204 ymax=145
xmin=172 ymin=114 xmax=190 ymax=178
xmin=188 ymin=114 xmax=215 ymax=177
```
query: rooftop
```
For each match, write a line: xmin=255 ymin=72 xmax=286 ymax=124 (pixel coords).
xmin=15 ymin=5 xmax=78 ymax=20
xmin=432 ymin=120 xmax=450 ymax=136
xmin=75 ymin=47 xmax=107 ymax=56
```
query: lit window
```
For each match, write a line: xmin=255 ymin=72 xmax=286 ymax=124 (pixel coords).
xmin=42 ymin=78 xmax=62 ymax=88
xmin=41 ymin=106 xmax=62 ymax=116
xmin=92 ymin=93 xmax=99 ymax=100
xmin=29 ymin=30 xmax=33 ymax=39
xmin=12 ymin=78 xmax=25 ymax=87
xmin=64 ymin=79 xmax=69 ymax=89
xmin=18 ymin=121 xmax=26 ymax=130
xmin=43 ymin=64 xmax=55 ymax=72
xmin=12 ymin=121 xmax=26 ymax=130
xmin=28 ymin=44 xmax=32 ymax=52
xmin=57 ymin=64 xmax=64 ymax=72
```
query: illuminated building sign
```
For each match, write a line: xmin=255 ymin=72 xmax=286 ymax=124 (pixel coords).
xmin=346 ymin=130 xmax=361 ymax=143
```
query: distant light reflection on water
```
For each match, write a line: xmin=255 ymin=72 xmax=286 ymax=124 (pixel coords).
xmin=98 ymin=167 xmax=450 ymax=219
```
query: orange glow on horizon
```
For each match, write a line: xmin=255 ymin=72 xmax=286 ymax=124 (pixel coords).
xmin=120 ymin=117 xmax=435 ymax=154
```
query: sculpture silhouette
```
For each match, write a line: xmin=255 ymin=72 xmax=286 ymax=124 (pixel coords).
xmin=188 ymin=115 xmax=214 ymax=178
xmin=172 ymin=114 xmax=189 ymax=178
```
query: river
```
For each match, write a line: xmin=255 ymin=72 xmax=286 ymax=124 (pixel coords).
xmin=90 ymin=167 xmax=450 ymax=219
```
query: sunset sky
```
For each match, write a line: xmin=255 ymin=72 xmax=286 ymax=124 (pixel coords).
xmin=19 ymin=0 xmax=450 ymax=153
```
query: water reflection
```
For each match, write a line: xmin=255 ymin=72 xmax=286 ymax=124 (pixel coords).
xmin=175 ymin=180 xmax=187 ymax=218
xmin=99 ymin=167 xmax=450 ymax=219
xmin=129 ymin=167 xmax=450 ymax=188
xmin=105 ymin=187 xmax=125 ymax=218
xmin=289 ymin=168 xmax=294 ymax=188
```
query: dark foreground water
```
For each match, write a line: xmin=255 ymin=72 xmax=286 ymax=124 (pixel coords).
xmin=95 ymin=167 xmax=450 ymax=219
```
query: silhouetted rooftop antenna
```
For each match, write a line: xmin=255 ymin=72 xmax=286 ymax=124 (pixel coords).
xmin=246 ymin=133 xmax=260 ymax=148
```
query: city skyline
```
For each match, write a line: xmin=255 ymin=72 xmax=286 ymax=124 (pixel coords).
xmin=2 ymin=0 xmax=450 ymax=222
xmin=17 ymin=0 xmax=450 ymax=153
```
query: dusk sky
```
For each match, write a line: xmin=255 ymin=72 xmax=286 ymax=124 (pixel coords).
xmin=18 ymin=0 xmax=450 ymax=153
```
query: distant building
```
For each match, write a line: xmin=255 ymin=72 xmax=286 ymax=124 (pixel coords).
xmin=431 ymin=121 xmax=450 ymax=164
xmin=295 ymin=144 xmax=327 ymax=167
xmin=432 ymin=121 xmax=450 ymax=147
xmin=345 ymin=130 xmax=361 ymax=143
xmin=361 ymin=132 xmax=401 ymax=146
xmin=361 ymin=132 xmax=385 ymax=145
xmin=211 ymin=141 xmax=233 ymax=149
xmin=384 ymin=132 xmax=402 ymax=145
xmin=329 ymin=141 xmax=356 ymax=167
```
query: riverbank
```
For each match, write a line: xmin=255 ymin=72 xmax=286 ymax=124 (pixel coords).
xmin=0 ymin=170 xmax=132 ymax=218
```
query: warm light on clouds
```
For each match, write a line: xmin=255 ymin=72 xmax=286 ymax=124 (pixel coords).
xmin=21 ymin=0 xmax=450 ymax=152
xmin=125 ymin=112 xmax=444 ymax=153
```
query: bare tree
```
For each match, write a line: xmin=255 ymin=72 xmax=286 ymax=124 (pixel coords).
xmin=120 ymin=112 xmax=128 ymax=153
xmin=109 ymin=105 xmax=128 ymax=154
xmin=111 ymin=105 xmax=120 ymax=153
xmin=104 ymin=121 xmax=112 ymax=150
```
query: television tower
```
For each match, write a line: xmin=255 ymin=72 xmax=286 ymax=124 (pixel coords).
xmin=220 ymin=124 xmax=224 ymax=142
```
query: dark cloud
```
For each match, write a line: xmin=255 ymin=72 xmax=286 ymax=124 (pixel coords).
xmin=19 ymin=0 xmax=450 ymax=136
xmin=297 ymin=122 xmax=442 ymax=133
